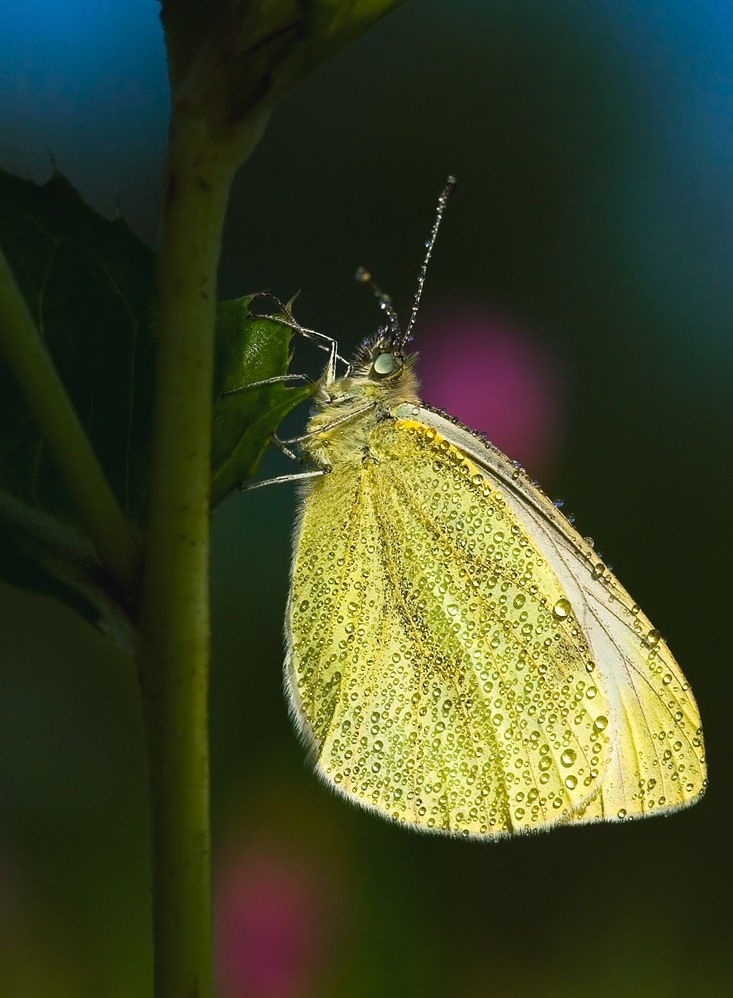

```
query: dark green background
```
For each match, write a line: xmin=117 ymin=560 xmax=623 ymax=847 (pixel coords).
xmin=0 ymin=2 xmax=730 ymax=995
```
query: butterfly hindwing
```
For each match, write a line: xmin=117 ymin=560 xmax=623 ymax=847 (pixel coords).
xmin=398 ymin=405 xmax=707 ymax=825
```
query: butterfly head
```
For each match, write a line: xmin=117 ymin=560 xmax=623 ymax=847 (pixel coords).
xmin=346 ymin=328 xmax=419 ymax=391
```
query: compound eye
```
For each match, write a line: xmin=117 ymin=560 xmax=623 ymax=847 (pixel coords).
xmin=371 ymin=352 xmax=403 ymax=379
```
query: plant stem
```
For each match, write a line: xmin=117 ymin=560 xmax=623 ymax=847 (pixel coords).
xmin=136 ymin=112 xmax=265 ymax=998
xmin=0 ymin=246 xmax=141 ymax=594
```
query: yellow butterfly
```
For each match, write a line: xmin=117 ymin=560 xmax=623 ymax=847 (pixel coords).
xmin=265 ymin=178 xmax=706 ymax=837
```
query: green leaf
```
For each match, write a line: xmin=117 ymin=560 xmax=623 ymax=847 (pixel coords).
xmin=0 ymin=494 xmax=134 ymax=652
xmin=0 ymin=170 xmax=157 ymax=529
xmin=0 ymin=170 xmax=156 ymax=641
xmin=211 ymin=298 xmax=314 ymax=507
xmin=0 ymin=170 xmax=310 ymax=636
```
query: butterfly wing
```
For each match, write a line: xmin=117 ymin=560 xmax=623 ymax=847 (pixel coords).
xmin=394 ymin=404 xmax=707 ymax=827
xmin=285 ymin=403 xmax=702 ymax=836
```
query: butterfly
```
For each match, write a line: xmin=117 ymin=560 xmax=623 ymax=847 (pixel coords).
xmin=258 ymin=178 xmax=706 ymax=837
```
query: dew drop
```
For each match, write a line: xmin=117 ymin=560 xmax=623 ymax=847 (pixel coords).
xmin=560 ymin=748 xmax=577 ymax=768
xmin=646 ymin=628 xmax=662 ymax=646
xmin=564 ymin=775 xmax=578 ymax=790
xmin=594 ymin=715 xmax=608 ymax=732
xmin=553 ymin=598 xmax=572 ymax=620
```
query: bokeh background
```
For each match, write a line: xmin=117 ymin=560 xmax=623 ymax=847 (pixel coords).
xmin=1 ymin=1 xmax=732 ymax=995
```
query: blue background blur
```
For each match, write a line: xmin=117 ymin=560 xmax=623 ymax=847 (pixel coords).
xmin=1 ymin=2 xmax=731 ymax=995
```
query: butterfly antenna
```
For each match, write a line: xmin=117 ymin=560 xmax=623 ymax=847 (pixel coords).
xmin=402 ymin=175 xmax=457 ymax=346
xmin=355 ymin=266 xmax=402 ymax=340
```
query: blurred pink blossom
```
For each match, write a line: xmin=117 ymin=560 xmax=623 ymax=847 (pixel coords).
xmin=414 ymin=307 xmax=565 ymax=478
xmin=215 ymin=843 xmax=331 ymax=998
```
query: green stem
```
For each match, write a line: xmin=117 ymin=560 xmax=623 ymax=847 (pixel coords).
xmin=0 ymin=246 xmax=140 ymax=594
xmin=136 ymin=112 xmax=265 ymax=998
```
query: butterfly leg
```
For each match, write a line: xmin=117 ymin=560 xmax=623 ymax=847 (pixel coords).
xmin=240 ymin=468 xmax=329 ymax=493
xmin=242 ymin=403 xmax=374 ymax=489
xmin=251 ymin=294 xmax=350 ymax=382
xmin=271 ymin=433 xmax=303 ymax=464
xmin=276 ymin=401 xmax=378 ymax=447
xmin=222 ymin=373 xmax=312 ymax=397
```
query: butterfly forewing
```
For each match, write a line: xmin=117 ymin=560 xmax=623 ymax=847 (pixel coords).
xmin=397 ymin=404 xmax=707 ymax=824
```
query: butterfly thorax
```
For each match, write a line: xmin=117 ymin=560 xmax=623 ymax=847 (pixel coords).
xmin=303 ymin=337 xmax=420 ymax=469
